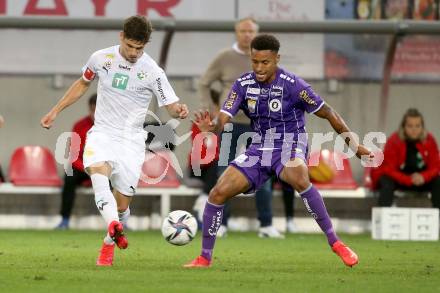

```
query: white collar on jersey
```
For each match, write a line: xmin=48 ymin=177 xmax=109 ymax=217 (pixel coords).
xmin=232 ymin=42 xmax=247 ymax=55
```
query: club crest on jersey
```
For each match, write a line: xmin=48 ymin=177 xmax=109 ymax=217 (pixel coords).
xmin=299 ymin=90 xmax=317 ymax=105
xmin=261 ymin=88 xmax=270 ymax=95
xmin=102 ymin=60 xmax=112 ymax=74
xmin=137 ymin=71 xmax=147 ymax=80
xmin=269 ymin=99 xmax=282 ymax=112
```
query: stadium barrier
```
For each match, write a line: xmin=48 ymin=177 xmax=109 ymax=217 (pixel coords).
xmin=0 ymin=182 xmax=369 ymax=220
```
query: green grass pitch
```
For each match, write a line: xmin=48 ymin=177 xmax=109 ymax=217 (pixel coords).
xmin=0 ymin=230 xmax=439 ymax=292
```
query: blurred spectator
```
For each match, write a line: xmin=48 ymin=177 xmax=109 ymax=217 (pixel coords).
xmin=56 ymin=94 xmax=96 ymax=229
xmin=372 ymin=108 xmax=440 ymax=208
xmin=197 ymin=18 xmax=284 ymax=238
xmin=189 ymin=121 xmax=219 ymax=229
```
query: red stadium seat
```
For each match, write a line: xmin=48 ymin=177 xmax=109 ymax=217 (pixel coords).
xmin=308 ymin=149 xmax=358 ymax=190
xmin=363 ymin=167 xmax=373 ymax=190
xmin=9 ymin=146 xmax=62 ymax=186
xmin=138 ymin=151 xmax=180 ymax=188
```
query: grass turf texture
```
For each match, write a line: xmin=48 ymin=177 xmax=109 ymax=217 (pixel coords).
xmin=0 ymin=230 xmax=439 ymax=293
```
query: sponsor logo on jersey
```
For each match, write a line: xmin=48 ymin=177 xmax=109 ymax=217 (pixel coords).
xmin=118 ymin=64 xmax=131 ymax=71
xmin=129 ymin=86 xmax=148 ymax=93
xmin=112 ymin=73 xmax=129 ymax=90
xmin=224 ymin=91 xmax=237 ymax=110
xmin=299 ymin=89 xmax=317 ymax=105
xmin=105 ymin=53 xmax=115 ymax=59
xmin=247 ymin=87 xmax=260 ymax=95
xmin=240 ymin=79 xmax=256 ymax=86
xmin=137 ymin=71 xmax=147 ymax=80
xmin=156 ymin=77 xmax=167 ymax=102
xmin=83 ymin=147 xmax=94 ymax=157
xmin=83 ymin=67 xmax=96 ymax=81
xmin=269 ymin=99 xmax=282 ymax=112
xmin=271 ymin=88 xmax=283 ymax=97
xmin=247 ymin=99 xmax=257 ymax=113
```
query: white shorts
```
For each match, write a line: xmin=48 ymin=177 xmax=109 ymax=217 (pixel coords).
xmin=83 ymin=130 xmax=145 ymax=196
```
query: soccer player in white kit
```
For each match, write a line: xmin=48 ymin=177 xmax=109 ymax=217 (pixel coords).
xmin=41 ymin=16 xmax=189 ymax=266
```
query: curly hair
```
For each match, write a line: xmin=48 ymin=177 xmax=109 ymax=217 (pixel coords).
xmin=123 ymin=15 xmax=153 ymax=44
xmin=251 ymin=34 xmax=280 ymax=52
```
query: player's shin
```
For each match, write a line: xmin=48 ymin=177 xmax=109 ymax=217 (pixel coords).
xmin=201 ymin=201 xmax=224 ymax=261
xmin=299 ymin=184 xmax=339 ymax=246
xmin=91 ymin=174 xmax=119 ymax=224
xmin=118 ymin=207 xmax=130 ymax=228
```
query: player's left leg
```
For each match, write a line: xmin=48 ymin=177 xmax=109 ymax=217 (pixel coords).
xmin=279 ymin=158 xmax=358 ymax=267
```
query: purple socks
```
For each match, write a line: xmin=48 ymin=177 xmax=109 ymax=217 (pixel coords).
xmin=200 ymin=201 xmax=224 ymax=261
xmin=299 ymin=184 xmax=339 ymax=246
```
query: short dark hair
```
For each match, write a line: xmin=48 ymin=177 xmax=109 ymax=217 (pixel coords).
xmin=123 ymin=15 xmax=153 ymax=44
xmin=401 ymin=108 xmax=424 ymax=128
xmin=251 ymin=34 xmax=280 ymax=52
xmin=88 ymin=94 xmax=97 ymax=106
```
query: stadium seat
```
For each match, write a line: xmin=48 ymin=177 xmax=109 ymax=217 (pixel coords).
xmin=363 ymin=167 xmax=373 ymax=190
xmin=138 ymin=151 xmax=180 ymax=188
xmin=9 ymin=146 xmax=62 ymax=186
xmin=308 ymin=149 xmax=358 ymax=190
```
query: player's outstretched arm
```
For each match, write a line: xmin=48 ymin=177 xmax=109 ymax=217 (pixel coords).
xmin=314 ymin=103 xmax=371 ymax=159
xmin=40 ymin=78 xmax=91 ymax=129
xmin=165 ymin=102 xmax=189 ymax=119
xmin=193 ymin=110 xmax=230 ymax=134
xmin=0 ymin=115 xmax=4 ymax=128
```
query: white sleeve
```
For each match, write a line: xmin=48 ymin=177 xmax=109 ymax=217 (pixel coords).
xmin=150 ymin=69 xmax=179 ymax=107
xmin=81 ymin=52 xmax=99 ymax=82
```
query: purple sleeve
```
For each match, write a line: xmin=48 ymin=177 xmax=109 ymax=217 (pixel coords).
xmin=296 ymin=78 xmax=324 ymax=114
xmin=220 ymin=81 xmax=244 ymax=118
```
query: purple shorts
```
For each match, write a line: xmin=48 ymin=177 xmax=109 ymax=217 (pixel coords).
xmin=229 ymin=142 xmax=308 ymax=193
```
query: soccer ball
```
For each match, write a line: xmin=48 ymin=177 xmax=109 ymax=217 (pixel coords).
xmin=161 ymin=210 xmax=197 ymax=246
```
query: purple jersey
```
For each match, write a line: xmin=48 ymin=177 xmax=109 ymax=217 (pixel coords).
xmin=221 ymin=68 xmax=324 ymax=148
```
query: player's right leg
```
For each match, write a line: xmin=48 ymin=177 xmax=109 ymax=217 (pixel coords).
xmin=86 ymin=162 xmax=121 ymax=266
xmin=184 ymin=165 xmax=250 ymax=268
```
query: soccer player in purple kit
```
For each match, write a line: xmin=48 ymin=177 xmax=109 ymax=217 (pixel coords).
xmin=185 ymin=34 xmax=372 ymax=268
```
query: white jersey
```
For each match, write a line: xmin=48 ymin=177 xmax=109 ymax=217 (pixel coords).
xmin=82 ymin=45 xmax=179 ymax=139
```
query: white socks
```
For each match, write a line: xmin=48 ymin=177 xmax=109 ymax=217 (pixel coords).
xmin=118 ymin=208 xmax=130 ymax=228
xmin=91 ymin=173 xmax=118 ymax=225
